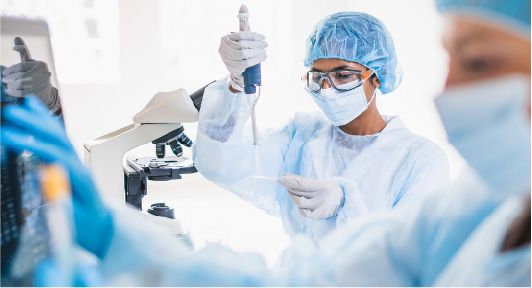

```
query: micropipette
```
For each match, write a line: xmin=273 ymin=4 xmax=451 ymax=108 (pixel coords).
xmin=238 ymin=5 xmax=261 ymax=146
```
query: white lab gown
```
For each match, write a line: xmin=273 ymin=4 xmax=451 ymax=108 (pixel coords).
xmin=192 ymin=79 xmax=450 ymax=241
xmin=97 ymin=169 xmax=530 ymax=286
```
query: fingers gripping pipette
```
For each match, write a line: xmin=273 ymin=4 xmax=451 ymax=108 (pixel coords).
xmin=238 ymin=5 xmax=261 ymax=146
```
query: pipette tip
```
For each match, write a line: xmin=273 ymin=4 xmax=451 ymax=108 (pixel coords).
xmin=239 ymin=5 xmax=248 ymax=14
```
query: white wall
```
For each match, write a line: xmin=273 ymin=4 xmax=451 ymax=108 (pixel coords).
xmin=1 ymin=0 xmax=465 ymax=264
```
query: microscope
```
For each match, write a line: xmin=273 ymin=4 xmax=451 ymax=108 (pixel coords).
xmin=84 ymin=85 xmax=208 ymax=215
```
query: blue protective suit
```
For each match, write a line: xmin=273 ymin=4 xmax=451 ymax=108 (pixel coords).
xmin=96 ymin=168 xmax=530 ymax=286
xmin=192 ymin=79 xmax=450 ymax=241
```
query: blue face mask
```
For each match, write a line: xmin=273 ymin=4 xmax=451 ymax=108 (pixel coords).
xmin=308 ymin=85 xmax=375 ymax=126
xmin=435 ymin=75 xmax=531 ymax=197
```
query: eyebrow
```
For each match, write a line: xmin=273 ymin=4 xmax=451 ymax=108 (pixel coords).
xmin=455 ymin=31 xmax=489 ymax=51
xmin=312 ymin=65 xmax=362 ymax=72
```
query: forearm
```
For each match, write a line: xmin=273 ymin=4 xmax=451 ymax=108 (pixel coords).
xmin=335 ymin=177 xmax=369 ymax=227
xmin=278 ymin=211 xmax=422 ymax=286
xmin=393 ymin=150 xmax=451 ymax=212
xmin=193 ymin=78 xmax=255 ymax=180
xmin=100 ymin=207 xmax=272 ymax=286
xmin=189 ymin=81 xmax=215 ymax=111
xmin=196 ymin=78 xmax=252 ymax=142
xmin=193 ymin=78 xmax=290 ymax=215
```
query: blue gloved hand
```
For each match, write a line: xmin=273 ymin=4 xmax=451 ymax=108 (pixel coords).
xmin=1 ymin=96 xmax=114 ymax=258
xmin=1 ymin=65 xmax=11 ymax=102
xmin=33 ymin=258 xmax=105 ymax=286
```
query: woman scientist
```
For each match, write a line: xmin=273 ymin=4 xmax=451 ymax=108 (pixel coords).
xmin=0 ymin=0 xmax=529 ymax=285
xmin=193 ymin=12 xmax=450 ymax=241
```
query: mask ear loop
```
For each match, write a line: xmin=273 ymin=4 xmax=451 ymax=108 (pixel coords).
xmin=362 ymin=69 xmax=379 ymax=106
xmin=366 ymin=89 xmax=377 ymax=107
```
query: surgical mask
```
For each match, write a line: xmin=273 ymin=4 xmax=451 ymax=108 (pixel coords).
xmin=308 ymin=85 xmax=375 ymax=126
xmin=435 ymin=75 xmax=531 ymax=197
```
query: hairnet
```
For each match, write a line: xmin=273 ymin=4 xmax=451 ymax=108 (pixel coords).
xmin=436 ymin=0 xmax=531 ymax=36
xmin=304 ymin=12 xmax=402 ymax=94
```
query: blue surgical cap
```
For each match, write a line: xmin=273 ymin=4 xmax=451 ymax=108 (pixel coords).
xmin=436 ymin=0 xmax=531 ymax=36
xmin=304 ymin=12 xmax=402 ymax=94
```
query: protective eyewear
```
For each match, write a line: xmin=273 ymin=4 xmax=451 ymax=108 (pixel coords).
xmin=303 ymin=69 xmax=374 ymax=92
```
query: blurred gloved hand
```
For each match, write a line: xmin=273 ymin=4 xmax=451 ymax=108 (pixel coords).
xmin=33 ymin=258 xmax=105 ymax=286
xmin=1 ymin=96 xmax=113 ymax=258
xmin=1 ymin=65 xmax=8 ymax=100
xmin=279 ymin=175 xmax=345 ymax=219
xmin=2 ymin=61 xmax=61 ymax=113
xmin=218 ymin=31 xmax=267 ymax=92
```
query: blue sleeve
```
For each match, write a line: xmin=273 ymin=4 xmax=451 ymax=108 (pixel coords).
xmin=332 ymin=144 xmax=449 ymax=235
xmin=335 ymin=177 xmax=369 ymax=227
xmin=392 ymin=145 xmax=450 ymax=211
xmin=281 ymin=189 xmax=476 ymax=286
xmin=193 ymin=78 xmax=293 ymax=216
xmin=99 ymin=182 xmax=496 ymax=286
xmin=100 ymin=207 xmax=272 ymax=286
xmin=99 ymin=200 xmax=421 ymax=286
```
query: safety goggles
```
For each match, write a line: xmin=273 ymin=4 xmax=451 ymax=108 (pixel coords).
xmin=303 ymin=69 xmax=375 ymax=92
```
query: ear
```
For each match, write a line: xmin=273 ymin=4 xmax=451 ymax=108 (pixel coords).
xmin=372 ymin=77 xmax=380 ymax=88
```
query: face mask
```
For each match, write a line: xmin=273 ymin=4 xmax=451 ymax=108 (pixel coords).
xmin=308 ymin=85 xmax=375 ymax=126
xmin=435 ymin=75 xmax=531 ymax=197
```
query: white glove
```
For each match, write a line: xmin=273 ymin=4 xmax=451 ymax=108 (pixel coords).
xmin=2 ymin=61 xmax=60 ymax=113
xmin=218 ymin=31 xmax=267 ymax=92
xmin=280 ymin=174 xmax=345 ymax=219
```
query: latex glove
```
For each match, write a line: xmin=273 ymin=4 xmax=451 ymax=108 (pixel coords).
xmin=280 ymin=175 xmax=345 ymax=219
xmin=2 ymin=61 xmax=61 ymax=113
xmin=218 ymin=31 xmax=267 ymax=92
xmin=1 ymin=96 xmax=113 ymax=258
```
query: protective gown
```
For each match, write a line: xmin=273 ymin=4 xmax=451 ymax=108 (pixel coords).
xmin=192 ymin=79 xmax=450 ymax=240
xmin=98 ymin=169 xmax=530 ymax=286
